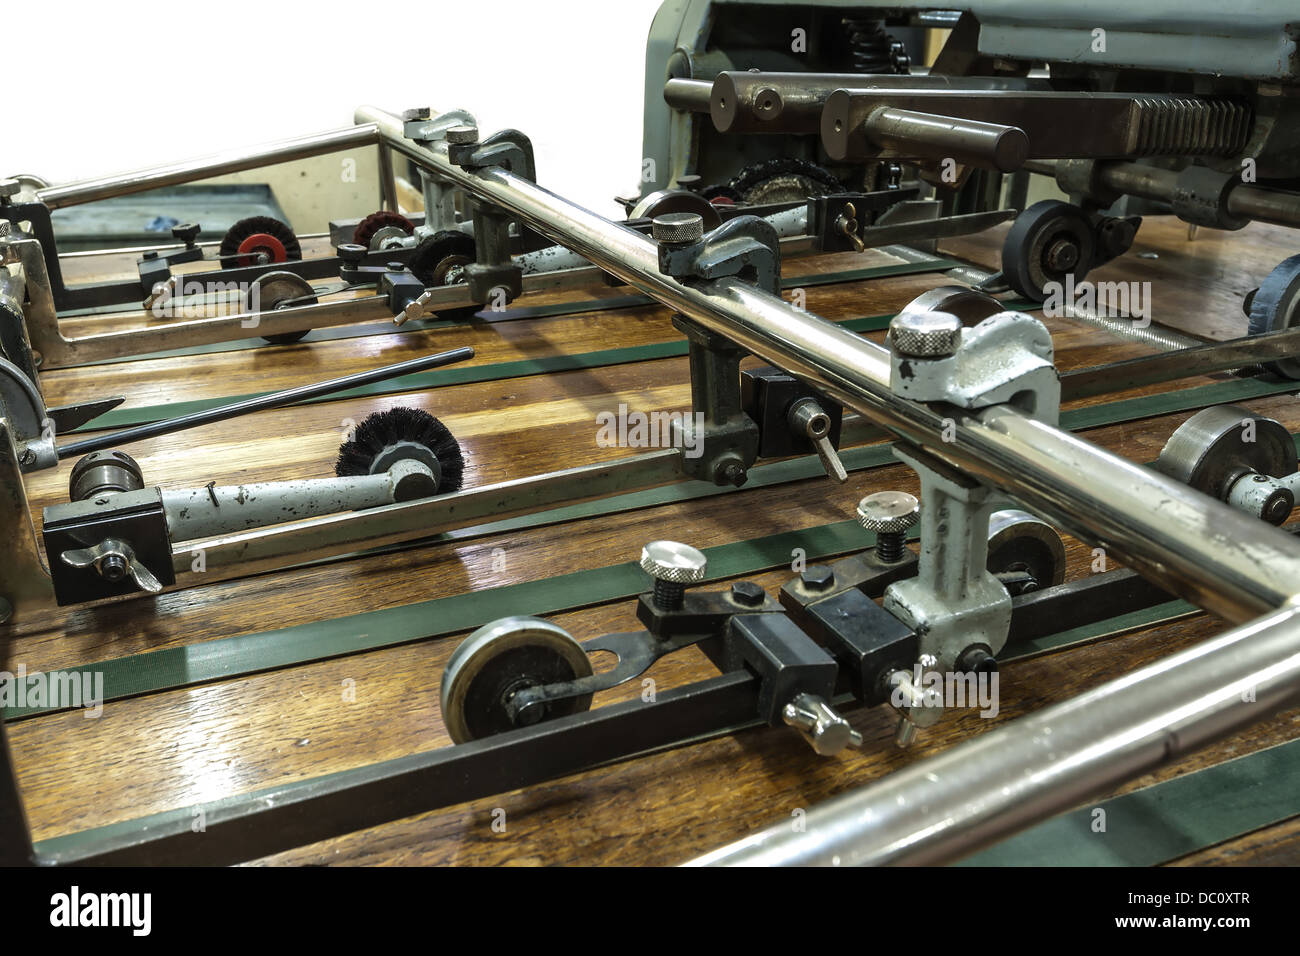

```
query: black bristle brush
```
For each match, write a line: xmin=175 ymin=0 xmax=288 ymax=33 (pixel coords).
xmin=335 ymin=406 xmax=465 ymax=493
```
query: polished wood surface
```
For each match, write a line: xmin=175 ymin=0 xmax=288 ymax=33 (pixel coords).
xmin=5 ymin=214 xmax=1299 ymax=866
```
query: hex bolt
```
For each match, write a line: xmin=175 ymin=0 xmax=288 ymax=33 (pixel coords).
xmin=0 ymin=178 xmax=19 ymax=205
xmin=730 ymin=580 xmax=766 ymax=607
xmin=800 ymin=564 xmax=835 ymax=593
xmin=444 ymin=124 xmax=479 ymax=145
xmin=651 ymin=212 xmax=705 ymax=246
xmin=402 ymin=107 xmax=432 ymax=122
xmin=857 ymin=491 xmax=920 ymax=562
xmin=640 ymin=540 xmax=708 ymax=611
xmin=888 ymin=310 xmax=962 ymax=359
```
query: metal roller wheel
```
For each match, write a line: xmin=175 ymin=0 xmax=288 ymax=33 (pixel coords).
xmin=243 ymin=270 xmax=316 ymax=345
xmin=894 ymin=285 xmax=1005 ymax=329
xmin=1154 ymin=404 xmax=1296 ymax=524
xmin=1000 ymin=200 xmax=1096 ymax=302
xmin=987 ymin=509 xmax=1067 ymax=596
xmin=440 ymin=616 xmax=594 ymax=744
xmin=1246 ymin=254 xmax=1300 ymax=379
xmin=629 ymin=189 xmax=722 ymax=231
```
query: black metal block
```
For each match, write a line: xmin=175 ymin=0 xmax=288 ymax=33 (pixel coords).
xmin=726 ymin=613 xmax=837 ymax=725
xmin=740 ymin=365 xmax=842 ymax=459
xmin=799 ymin=589 xmax=916 ymax=705
xmin=42 ymin=490 xmax=174 ymax=605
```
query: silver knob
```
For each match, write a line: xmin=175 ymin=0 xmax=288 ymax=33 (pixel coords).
xmin=857 ymin=491 xmax=919 ymax=563
xmin=887 ymin=655 xmax=944 ymax=748
xmin=651 ymin=212 xmax=704 ymax=245
xmin=888 ymin=310 xmax=962 ymax=358
xmin=782 ymin=693 xmax=863 ymax=756
xmin=640 ymin=540 xmax=708 ymax=611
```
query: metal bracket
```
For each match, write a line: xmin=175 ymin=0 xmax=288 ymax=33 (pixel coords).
xmin=889 ymin=309 xmax=1061 ymax=424
xmin=658 ymin=215 xmax=782 ymax=296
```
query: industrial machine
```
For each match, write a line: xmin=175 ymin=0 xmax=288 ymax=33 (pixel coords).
xmin=2 ymin=1 xmax=1300 ymax=869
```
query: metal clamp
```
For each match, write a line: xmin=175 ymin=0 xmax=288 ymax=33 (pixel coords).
xmin=887 ymin=307 xmax=1060 ymax=424
xmin=655 ymin=213 xmax=781 ymax=296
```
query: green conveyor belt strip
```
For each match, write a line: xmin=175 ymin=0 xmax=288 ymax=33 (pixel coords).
xmin=59 ymin=256 xmax=959 ymax=372
xmin=960 ymin=735 xmax=1300 ymax=866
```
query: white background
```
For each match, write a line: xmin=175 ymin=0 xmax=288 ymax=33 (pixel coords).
xmin=5 ymin=0 xmax=666 ymax=218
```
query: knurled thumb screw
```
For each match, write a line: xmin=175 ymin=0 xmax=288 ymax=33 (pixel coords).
xmin=652 ymin=212 xmax=704 ymax=246
xmin=857 ymin=491 xmax=919 ymax=562
xmin=640 ymin=540 xmax=708 ymax=611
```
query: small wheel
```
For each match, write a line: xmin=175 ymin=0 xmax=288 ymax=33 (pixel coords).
xmin=1155 ymin=404 xmax=1296 ymax=523
xmin=440 ymin=616 xmax=594 ymax=744
xmin=409 ymin=230 xmax=476 ymax=286
xmin=219 ymin=215 xmax=302 ymax=269
xmin=244 ymin=270 xmax=316 ymax=345
xmin=894 ymin=285 xmax=1004 ymax=329
xmin=353 ymin=210 xmax=415 ymax=249
xmin=1247 ymin=254 xmax=1300 ymax=379
xmin=987 ymin=510 xmax=1066 ymax=595
xmin=628 ymin=189 xmax=722 ymax=231
xmin=1000 ymin=200 xmax=1096 ymax=302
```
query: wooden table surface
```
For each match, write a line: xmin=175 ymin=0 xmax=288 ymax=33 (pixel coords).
xmin=6 ymin=213 xmax=1300 ymax=866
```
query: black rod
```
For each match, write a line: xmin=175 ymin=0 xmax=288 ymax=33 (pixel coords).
xmin=57 ymin=346 xmax=475 ymax=460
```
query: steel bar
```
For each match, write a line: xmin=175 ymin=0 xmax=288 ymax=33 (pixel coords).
xmin=1027 ymin=158 xmax=1300 ymax=229
xmin=356 ymin=104 xmax=1300 ymax=623
xmin=703 ymin=71 xmax=1048 ymax=135
xmin=168 ymin=448 xmax=684 ymax=580
xmin=36 ymin=125 xmax=382 ymax=210
xmin=1060 ymin=327 xmax=1300 ymax=400
xmin=56 ymin=347 xmax=474 ymax=460
xmin=38 ymin=671 xmax=759 ymax=866
xmin=663 ymin=77 xmax=712 ymax=112
xmin=862 ymin=107 xmax=1028 ymax=173
xmin=686 ymin=600 xmax=1300 ymax=866
xmin=822 ymin=90 xmax=1249 ymax=164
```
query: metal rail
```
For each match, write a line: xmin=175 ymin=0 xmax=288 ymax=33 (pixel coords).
xmin=687 ymin=599 xmax=1300 ymax=866
xmin=36 ymin=125 xmax=383 ymax=210
xmin=355 ymin=104 xmax=1300 ymax=623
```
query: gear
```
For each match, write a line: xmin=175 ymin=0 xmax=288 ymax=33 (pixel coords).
xmin=218 ymin=216 xmax=302 ymax=269
xmin=727 ymin=158 xmax=844 ymax=205
xmin=840 ymin=17 xmax=911 ymax=74
xmin=353 ymin=210 xmax=415 ymax=249
xmin=335 ymin=406 xmax=464 ymax=494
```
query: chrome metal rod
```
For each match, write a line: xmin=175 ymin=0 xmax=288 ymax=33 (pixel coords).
xmin=57 ymin=347 xmax=474 ymax=459
xmin=37 ymin=125 xmax=381 ymax=210
xmin=356 ymin=104 xmax=1300 ymax=622
xmin=686 ymin=600 xmax=1300 ymax=866
xmin=663 ymin=78 xmax=712 ymax=113
xmin=863 ymin=107 xmax=1028 ymax=173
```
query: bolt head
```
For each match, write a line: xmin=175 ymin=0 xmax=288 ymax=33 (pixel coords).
xmin=402 ymin=107 xmax=432 ymax=122
xmin=800 ymin=564 xmax=835 ymax=591
xmin=857 ymin=491 xmax=920 ymax=534
xmin=444 ymin=124 xmax=479 ymax=145
xmin=0 ymin=178 xmax=20 ymax=198
xmin=730 ymin=580 xmax=766 ymax=607
xmin=888 ymin=310 xmax=962 ymax=358
xmin=640 ymin=540 xmax=708 ymax=584
xmin=651 ymin=212 xmax=704 ymax=245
